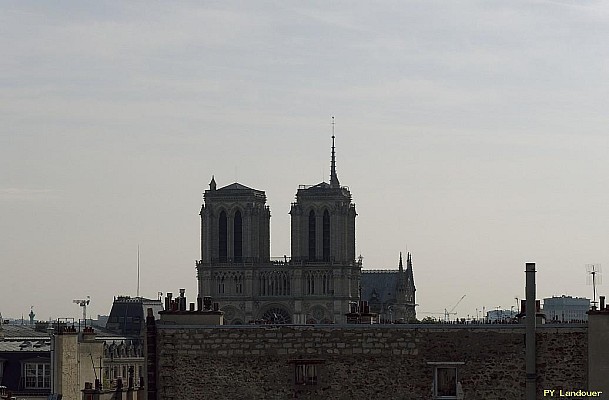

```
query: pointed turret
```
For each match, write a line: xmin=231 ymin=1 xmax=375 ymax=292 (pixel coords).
xmin=209 ymin=175 xmax=216 ymax=191
xmin=403 ymin=252 xmax=417 ymax=322
xmin=396 ymin=252 xmax=406 ymax=297
xmin=406 ymin=252 xmax=415 ymax=289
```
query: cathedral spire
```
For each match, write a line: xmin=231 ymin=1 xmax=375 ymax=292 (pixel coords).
xmin=330 ymin=116 xmax=340 ymax=188
xmin=209 ymin=175 xmax=216 ymax=191
xmin=406 ymin=252 xmax=415 ymax=288
xmin=399 ymin=252 xmax=403 ymax=271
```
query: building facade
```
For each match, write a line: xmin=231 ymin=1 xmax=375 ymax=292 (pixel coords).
xmin=543 ymin=295 xmax=590 ymax=322
xmin=103 ymin=295 xmax=164 ymax=388
xmin=486 ymin=309 xmax=517 ymax=322
xmin=196 ymin=138 xmax=363 ymax=324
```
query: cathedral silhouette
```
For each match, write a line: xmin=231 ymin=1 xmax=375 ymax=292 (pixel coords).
xmin=196 ymin=136 xmax=416 ymax=324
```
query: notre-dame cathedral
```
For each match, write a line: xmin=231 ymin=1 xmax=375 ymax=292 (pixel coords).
xmin=196 ymin=136 xmax=416 ymax=324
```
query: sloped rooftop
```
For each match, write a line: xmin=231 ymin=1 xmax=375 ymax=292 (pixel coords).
xmin=361 ymin=270 xmax=399 ymax=305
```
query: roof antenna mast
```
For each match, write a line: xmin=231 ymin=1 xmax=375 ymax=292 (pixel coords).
xmin=137 ymin=245 xmax=140 ymax=298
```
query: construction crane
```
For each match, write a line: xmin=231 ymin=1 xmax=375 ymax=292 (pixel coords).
xmin=73 ymin=296 xmax=91 ymax=325
xmin=444 ymin=295 xmax=466 ymax=322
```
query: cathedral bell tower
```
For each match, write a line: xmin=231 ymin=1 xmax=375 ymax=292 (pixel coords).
xmin=199 ymin=178 xmax=271 ymax=264
xmin=289 ymin=134 xmax=356 ymax=264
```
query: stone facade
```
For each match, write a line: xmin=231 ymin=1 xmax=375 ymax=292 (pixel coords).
xmin=153 ymin=324 xmax=588 ymax=400
xmin=196 ymin=138 xmax=365 ymax=325
xmin=53 ymin=327 xmax=104 ymax=400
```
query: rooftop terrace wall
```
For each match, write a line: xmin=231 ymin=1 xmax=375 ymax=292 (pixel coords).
xmin=154 ymin=324 xmax=588 ymax=400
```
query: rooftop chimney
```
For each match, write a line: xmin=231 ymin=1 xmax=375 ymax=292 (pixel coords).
xmin=525 ymin=263 xmax=536 ymax=400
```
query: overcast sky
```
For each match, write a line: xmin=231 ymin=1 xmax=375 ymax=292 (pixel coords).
xmin=2 ymin=0 xmax=609 ymax=321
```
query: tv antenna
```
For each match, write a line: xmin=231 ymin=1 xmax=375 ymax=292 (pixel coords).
xmin=137 ymin=244 xmax=140 ymax=298
xmin=586 ymin=264 xmax=602 ymax=310
xmin=73 ymin=296 xmax=91 ymax=325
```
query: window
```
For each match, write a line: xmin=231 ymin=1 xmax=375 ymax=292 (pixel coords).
xmin=320 ymin=272 xmax=332 ymax=295
xmin=259 ymin=272 xmax=290 ymax=296
xmin=295 ymin=364 xmax=317 ymax=385
xmin=219 ymin=211 xmax=227 ymax=262
xmin=259 ymin=274 xmax=266 ymax=296
xmin=24 ymin=362 xmax=50 ymax=389
xmin=435 ymin=367 xmax=457 ymax=397
xmin=290 ymin=359 xmax=324 ymax=387
xmin=428 ymin=362 xmax=463 ymax=399
xmin=234 ymin=210 xmax=242 ymax=262
xmin=322 ymin=209 xmax=330 ymax=261
xmin=235 ymin=274 xmax=243 ymax=294
xmin=306 ymin=273 xmax=315 ymax=295
xmin=308 ymin=210 xmax=316 ymax=260
xmin=217 ymin=275 xmax=225 ymax=294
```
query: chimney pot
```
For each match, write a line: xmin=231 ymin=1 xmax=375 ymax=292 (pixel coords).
xmin=204 ymin=296 xmax=212 ymax=310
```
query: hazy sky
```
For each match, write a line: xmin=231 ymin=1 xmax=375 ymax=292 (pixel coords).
xmin=3 ymin=1 xmax=609 ymax=321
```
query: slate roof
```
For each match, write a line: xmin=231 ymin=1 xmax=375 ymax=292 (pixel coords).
xmin=0 ymin=324 xmax=50 ymax=338
xmin=0 ymin=339 xmax=50 ymax=352
xmin=0 ymin=324 xmax=51 ymax=352
xmin=106 ymin=296 xmax=163 ymax=336
xmin=361 ymin=271 xmax=399 ymax=305
xmin=205 ymin=181 xmax=267 ymax=202
xmin=218 ymin=182 xmax=256 ymax=191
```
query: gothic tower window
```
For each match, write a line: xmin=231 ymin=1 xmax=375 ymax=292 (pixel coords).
xmin=235 ymin=274 xmax=243 ymax=294
xmin=323 ymin=209 xmax=330 ymax=261
xmin=219 ymin=211 xmax=227 ymax=262
xmin=270 ymin=275 xmax=275 ymax=295
xmin=259 ymin=273 xmax=266 ymax=296
xmin=308 ymin=210 xmax=316 ymax=260
xmin=306 ymin=272 xmax=315 ymax=295
xmin=234 ymin=210 xmax=242 ymax=262
xmin=283 ymin=274 xmax=289 ymax=295
xmin=217 ymin=275 xmax=225 ymax=294
xmin=322 ymin=273 xmax=327 ymax=294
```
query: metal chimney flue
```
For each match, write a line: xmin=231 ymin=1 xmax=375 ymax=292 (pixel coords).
xmin=600 ymin=296 xmax=605 ymax=310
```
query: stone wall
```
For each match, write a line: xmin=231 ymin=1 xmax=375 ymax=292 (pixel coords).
xmin=154 ymin=325 xmax=587 ymax=400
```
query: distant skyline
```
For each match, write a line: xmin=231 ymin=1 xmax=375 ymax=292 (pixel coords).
xmin=3 ymin=1 xmax=609 ymax=321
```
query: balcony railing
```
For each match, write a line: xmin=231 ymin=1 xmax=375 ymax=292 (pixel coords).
xmin=197 ymin=257 xmax=358 ymax=267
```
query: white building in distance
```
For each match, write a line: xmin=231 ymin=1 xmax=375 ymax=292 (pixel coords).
xmin=543 ymin=295 xmax=590 ymax=322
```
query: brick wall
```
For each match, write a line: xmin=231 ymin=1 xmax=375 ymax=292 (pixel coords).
xmin=155 ymin=325 xmax=587 ymax=400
